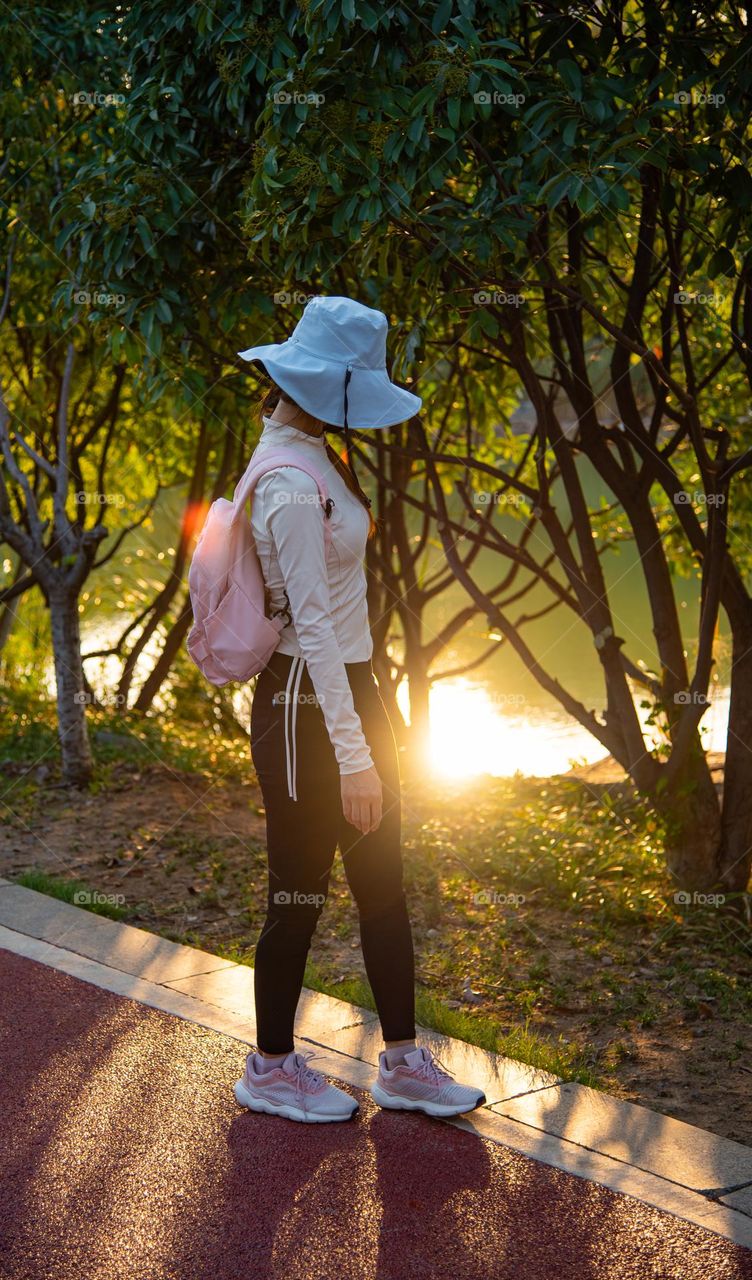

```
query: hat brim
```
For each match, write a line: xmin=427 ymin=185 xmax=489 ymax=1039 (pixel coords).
xmin=237 ymin=339 xmax=422 ymax=429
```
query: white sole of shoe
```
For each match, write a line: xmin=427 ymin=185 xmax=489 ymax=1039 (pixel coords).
xmin=370 ymin=1081 xmax=486 ymax=1118
xmin=233 ymin=1079 xmax=358 ymax=1124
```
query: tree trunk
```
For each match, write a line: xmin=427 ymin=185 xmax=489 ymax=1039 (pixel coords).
xmin=652 ymin=741 xmax=722 ymax=891
xmin=0 ymin=594 xmax=19 ymax=660
xmin=132 ymin=592 xmax=194 ymax=712
xmin=718 ymin=625 xmax=752 ymax=892
xmin=48 ymin=585 xmax=93 ymax=786
xmin=371 ymin=650 xmax=408 ymax=748
xmin=406 ymin=661 xmax=431 ymax=765
xmin=0 ymin=552 xmax=23 ymax=655
xmin=117 ymin=421 xmax=212 ymax=705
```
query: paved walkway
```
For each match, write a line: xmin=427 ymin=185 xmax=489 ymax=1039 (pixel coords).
xmin=1 ymin=881 xmax=751 ymax=1279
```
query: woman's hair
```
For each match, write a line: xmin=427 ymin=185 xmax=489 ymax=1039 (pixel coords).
xmin=260 ymin=382 xmax=377 ymax=540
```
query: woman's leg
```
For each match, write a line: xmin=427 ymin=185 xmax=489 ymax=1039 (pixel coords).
xmin=251 ymin=656 xmax=342 ymax=1054
xmin=338 ymin=665 xmax=417 ymax=1044
xmin=248 ymin=656 xmax=483 ymax=1119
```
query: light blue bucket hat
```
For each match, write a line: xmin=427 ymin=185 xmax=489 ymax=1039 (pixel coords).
xmin=237 ymin=295 xmax=422 ymax=430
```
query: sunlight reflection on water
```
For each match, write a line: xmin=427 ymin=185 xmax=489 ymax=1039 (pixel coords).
xmin=398 ymin=678 xmax=730 ymax=779
xmin=71 ymin=620 xmax=730 ymax=779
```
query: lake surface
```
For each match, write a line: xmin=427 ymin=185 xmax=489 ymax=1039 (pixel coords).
xmin=57 ymin=476 xmax=732 ymax=778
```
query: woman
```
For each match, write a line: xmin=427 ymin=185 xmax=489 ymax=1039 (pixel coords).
xmin=232 ymin=296 xmax=485 ymax=1123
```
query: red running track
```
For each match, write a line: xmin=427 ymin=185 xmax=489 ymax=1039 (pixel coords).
xmin=0 ymin=948 xmax=750 ymax=1280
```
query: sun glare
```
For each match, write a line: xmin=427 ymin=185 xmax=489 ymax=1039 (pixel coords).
xmin=420 ymin=680 xmax=605 ymax=778
xmin=396 ymin=678 xmax=730 ymax=780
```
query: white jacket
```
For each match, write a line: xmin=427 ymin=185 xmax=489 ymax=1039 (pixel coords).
xmin=250 ymin=416 xmax=375 ymax=775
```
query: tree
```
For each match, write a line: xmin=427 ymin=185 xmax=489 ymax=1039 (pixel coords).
xmin=362 ymin=383 xmax=570 ymax=755
xmin=234 ymin=0 xmax=752 ymax=892
xmin=48 ymin=1 xmax=293 ymax=723
xmin=56 ymin=0 xmax=507 ymax=738
xmin=0 ymin=8 xmax=161 ymax=782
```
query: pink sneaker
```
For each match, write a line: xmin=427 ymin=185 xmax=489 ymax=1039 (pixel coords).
xmin=371 ymin=1046 xmax=486 ymax=1118
xmin=234 ymin=1049 xmax=358 ymax=1124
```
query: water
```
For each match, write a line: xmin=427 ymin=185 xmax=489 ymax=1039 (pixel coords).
xmin=412 ymin=677 xmax=730 ymax=778
xmin=30 ymin=478 xmax=732 ymax=778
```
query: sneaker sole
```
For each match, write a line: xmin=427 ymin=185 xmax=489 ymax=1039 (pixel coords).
xmin=370 ymin=1081 xmax=486 ymax=1118
xmin=233 ymin=1079 xmax=358 ymax=1124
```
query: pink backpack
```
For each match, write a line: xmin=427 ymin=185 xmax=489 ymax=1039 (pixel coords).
xmin=186 ymin=449 xmax=333 ymax=686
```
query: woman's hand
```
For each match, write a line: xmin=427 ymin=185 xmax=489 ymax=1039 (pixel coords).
xmin=341 ymin=765 xmax=383 ymax=835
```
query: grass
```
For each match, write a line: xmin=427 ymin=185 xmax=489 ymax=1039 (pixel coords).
xmin=14 ymin=869 xmax=130 ymax=921
xmin=210 ymin=944 xmax=597 ymax=1084
xmin=0 ymin=676 xmax=253 ymax=790
xmin=302 ymin=961 xmax=598 ymax=1085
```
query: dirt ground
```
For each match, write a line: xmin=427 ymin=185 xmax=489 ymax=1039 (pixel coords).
xmin=1 ymin=750 xmax=749 ymax=1145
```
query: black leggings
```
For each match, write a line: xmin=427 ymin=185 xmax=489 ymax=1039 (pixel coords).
xmin=250 ymin=650 xmax=416 ymax=1054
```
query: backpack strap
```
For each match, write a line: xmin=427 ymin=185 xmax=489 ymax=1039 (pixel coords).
xmin=231 ymin=448 xmax=334 ymax=553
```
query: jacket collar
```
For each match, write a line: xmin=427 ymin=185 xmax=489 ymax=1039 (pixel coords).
xmin=258 ymin=414 xmax=327 ymax=449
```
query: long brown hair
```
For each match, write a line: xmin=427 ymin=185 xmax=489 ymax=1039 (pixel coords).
xmin=259 ymin=382 xmax=377 ymax=539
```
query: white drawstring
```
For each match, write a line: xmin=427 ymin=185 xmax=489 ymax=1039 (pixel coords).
xmin=283 ymin=655 xmax=305 ymax=801
xmin=289 ymin=657 xmax=305 ymax=801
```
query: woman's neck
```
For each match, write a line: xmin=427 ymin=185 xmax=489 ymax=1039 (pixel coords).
xmin=267 ymin=399 xmax=325 ymax=438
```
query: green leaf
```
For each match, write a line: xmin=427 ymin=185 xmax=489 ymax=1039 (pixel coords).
xmin=140 ymin=308 xmax=155 ymax=344
xmin=407 ymin=114 xmax=424 ymax=143
xmin=136 ymin=215 xmax=154 ymax=255
xmin=576 ymin=184 xmax=600 ymax=214
xmin=447 ymin=97 xmax=461 ymax=130
xmin=432 ymin=0 xmax=453 ymax=35
xmin=476 ymin=307 xmax=500 ymax=338
xmin=155 ymin=296 xmax=173 ymax=323
xmin=708 ymin=246 xmax=736 ymax=278
xmin=609 ymin=183 xmax=631 ymax=212
xmin=562 ymin=118 xmax=578 ymax=147
xmin=410 ymin=84 xmax=438 ymax=112
xmin=557 ymin=58 xmax=583 ymax=102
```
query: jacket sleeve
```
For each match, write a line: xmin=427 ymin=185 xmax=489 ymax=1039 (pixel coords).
xmin=262 ymin=467 xmax=375 ymax=776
